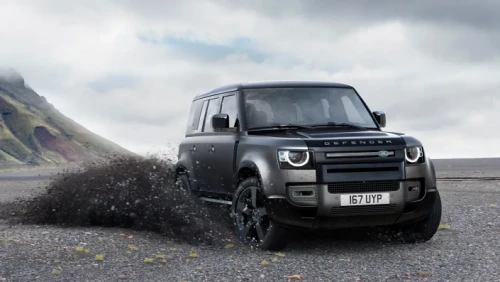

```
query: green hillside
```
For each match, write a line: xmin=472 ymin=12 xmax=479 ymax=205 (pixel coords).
xmin=0 ymin=68 xmax=135 ymax=167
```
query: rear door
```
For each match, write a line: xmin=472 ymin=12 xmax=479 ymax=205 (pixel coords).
xmin=187 ymin=99 xmax=209 ymax=190
xmin=192 ymin=96 xmax=220 ymax=191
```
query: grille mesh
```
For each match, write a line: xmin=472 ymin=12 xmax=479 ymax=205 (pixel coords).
xmin=330 ymin=204 xmax=397 ymax=216
xmin=328 ymin=180 xmax=400 ymax=194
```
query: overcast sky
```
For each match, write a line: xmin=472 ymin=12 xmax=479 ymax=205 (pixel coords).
xmin=1 ymin=0 xmax=499 ymax=159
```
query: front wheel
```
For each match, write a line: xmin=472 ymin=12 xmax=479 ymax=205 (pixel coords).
xmin=232 ymin=177 xmax=288 ymax=251
xmin=397 ymin=190 xmax=442 ymax=242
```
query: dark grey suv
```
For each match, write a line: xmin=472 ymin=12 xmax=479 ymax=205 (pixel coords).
xmin=175 ymin=81 xmax=441 ymax=250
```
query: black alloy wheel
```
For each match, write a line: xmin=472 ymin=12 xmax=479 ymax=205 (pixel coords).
xmin=232 ymin=176 xmax=288 ymax=250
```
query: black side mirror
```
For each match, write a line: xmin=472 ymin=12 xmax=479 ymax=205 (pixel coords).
xmin=373 ymin=111 xmax=386 ymax=128
xmin=212 ymin=113 xmax=229 ymax=131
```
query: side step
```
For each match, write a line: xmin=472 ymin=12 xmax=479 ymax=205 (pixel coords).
xmin=198 ymin=197 xmax=232 ymax=205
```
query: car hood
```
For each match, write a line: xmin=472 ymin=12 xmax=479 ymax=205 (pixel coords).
xmin=248 ymin=128 xmax=407 ymax=146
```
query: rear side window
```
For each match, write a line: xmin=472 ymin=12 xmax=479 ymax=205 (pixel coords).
xmin=191 ymin=100 xmax=206 ymax=130
xmin=220 ymin=94 xmax=237 ymax=128
xmin=202 ymin=98 xmax=220 ymax=132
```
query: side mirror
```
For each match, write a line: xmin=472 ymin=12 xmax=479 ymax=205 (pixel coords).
xmin=373 ymin=111 xmax=386 ymax=128
xmin=212 ymin=113 xmax=229 ymax=131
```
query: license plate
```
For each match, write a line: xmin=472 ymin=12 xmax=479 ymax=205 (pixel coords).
xmin=340 ymin=193 xmax=390 ymax=206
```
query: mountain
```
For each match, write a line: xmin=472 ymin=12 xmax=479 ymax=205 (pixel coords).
xmin=0 ymin=68 xmax=135 ymax=167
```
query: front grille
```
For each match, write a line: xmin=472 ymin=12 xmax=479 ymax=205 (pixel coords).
xmin=328 ymin=180 xmax=400 ymax=194
xmin=330 ymin=204 xmax=397 ymax=216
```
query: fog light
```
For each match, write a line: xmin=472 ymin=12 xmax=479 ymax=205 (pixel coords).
xmin=408 ymin=186 xmax=420 ymax=192
xmin=287 ymin=185 xmax=318 ymax=207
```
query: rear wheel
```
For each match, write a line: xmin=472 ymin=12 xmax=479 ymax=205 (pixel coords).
xmin=175 ymin=173 xmax=198 ymax=201
xmin=396 ymin=190 xmax=442 ymax=242
xmin=177 ymin=173 xmax=191 ymax=191
xmin=232 ymin=177 xmax=288 ymax=251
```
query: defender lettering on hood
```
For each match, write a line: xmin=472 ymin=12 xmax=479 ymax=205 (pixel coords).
xmin=305 ymin=137 xmax=406 ymax=147
xmin=325 ymin=140 xmax=393 ymax=146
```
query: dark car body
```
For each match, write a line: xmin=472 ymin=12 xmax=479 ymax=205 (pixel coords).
xmin=175 ymin=81 xmax=439 ymax=248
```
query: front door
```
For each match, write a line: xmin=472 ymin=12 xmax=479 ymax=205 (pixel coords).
xmin=197 ymin=92 xmax=239 ymax=195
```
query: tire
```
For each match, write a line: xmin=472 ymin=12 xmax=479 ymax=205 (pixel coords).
xmin=175 ymin=173 xmax=197 ymax=201
xmin=177 ymin=173 xmax=191 ymax=191
xmin=397 ymin=190 xmax=442 ymax=242
xmin=231 ymin=176 xmax=288 ymax=251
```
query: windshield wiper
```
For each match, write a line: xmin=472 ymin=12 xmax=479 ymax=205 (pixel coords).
xmin=248 ymin=123 xmax=312 ymax=131
xmin=309 ymin=122 xmax=369 ymax=130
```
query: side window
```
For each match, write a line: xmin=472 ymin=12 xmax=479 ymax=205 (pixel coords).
xmin=191 ymin=100 xmax=206 ymax=130
xmin=341 ymin=96 xmax=365 ymax=123
xmin=202 ymin=97 xmax=220 ymax=132
xmin=220 ymin=94 xmax=237 ymax=128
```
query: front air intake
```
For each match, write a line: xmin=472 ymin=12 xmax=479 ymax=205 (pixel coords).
xmin=330 ymin=204 xmax=397 ymax=216
xmin=327 ymin=180 xmax=400 ymax=194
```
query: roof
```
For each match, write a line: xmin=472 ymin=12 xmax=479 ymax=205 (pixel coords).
xmin=194 ymin=80 xmax=353 ymax=100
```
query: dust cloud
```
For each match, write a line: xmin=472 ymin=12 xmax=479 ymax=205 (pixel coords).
xmin=10 ymin=155 xmax=234 ymax=245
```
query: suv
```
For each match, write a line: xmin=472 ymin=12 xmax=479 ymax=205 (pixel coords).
xmin=176 ymin=81 xmax=441 ymax=250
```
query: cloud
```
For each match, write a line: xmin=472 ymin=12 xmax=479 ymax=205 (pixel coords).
xmin=217 ymin=0 xmax=500 ymax=29
xmin=88 ymin=74 xmax=140 ymax=94
xmin=138 ymin=35 xmax=267 ymax=63
xmin=0 ymin=68 xmax=24 ymax=84
xmin=0 ymin=0 xmax=499 ymax=158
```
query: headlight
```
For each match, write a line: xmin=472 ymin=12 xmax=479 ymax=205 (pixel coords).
xmin=405 ymin=146 xmax=424 ymax=163
xmin=278 ymin=150 xmax=312 ymax=168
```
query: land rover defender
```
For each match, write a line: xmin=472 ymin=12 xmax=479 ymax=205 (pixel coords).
xmin=175 ymin=81 xmax=441 ymax=250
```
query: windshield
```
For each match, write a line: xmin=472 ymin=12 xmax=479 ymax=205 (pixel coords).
xmin=243 ymin=87 xmax=378 ymax=129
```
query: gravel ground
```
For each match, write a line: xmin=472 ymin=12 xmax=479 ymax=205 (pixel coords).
xmin=1 ymin=170 xmax=499 ymax=282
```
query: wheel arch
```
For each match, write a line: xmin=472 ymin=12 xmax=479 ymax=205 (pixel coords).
xmin=174 ymin=162 xmax=190 ymax=181
xmin=234 ymin=160 xmax=263 ymax=188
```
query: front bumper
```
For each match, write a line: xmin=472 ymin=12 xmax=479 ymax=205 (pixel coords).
xmin=265 ymin=180 xmax=436 ymax=230
xmin=262 ymin=144 xmax=437 ymax=230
